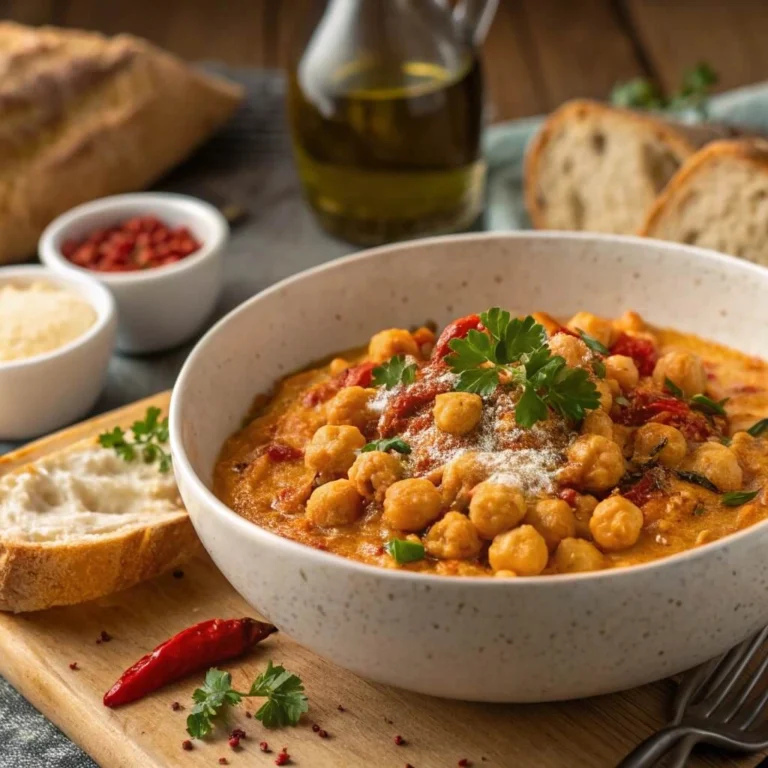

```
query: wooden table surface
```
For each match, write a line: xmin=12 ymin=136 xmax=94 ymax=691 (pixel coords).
xmin=3 ymin=0 xmax=768 ymax=122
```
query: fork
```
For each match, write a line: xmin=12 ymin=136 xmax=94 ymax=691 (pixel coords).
xmin=618 ymin=626 xmax=768 ymax=768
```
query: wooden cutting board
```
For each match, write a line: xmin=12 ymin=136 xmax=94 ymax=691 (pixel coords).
xmin=0 ymin=394 xmax=762 ymax=768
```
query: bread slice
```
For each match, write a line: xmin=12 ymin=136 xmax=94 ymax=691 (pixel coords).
xmin=0 ymin=22 xmax=243 ymax=265
xmin=524 ymin=99 xmax=735 ymax=235
xmin=640 ymin=139 xmax=768 ymax=266
xmin=0 ymin=431 xmax=200 ymax=612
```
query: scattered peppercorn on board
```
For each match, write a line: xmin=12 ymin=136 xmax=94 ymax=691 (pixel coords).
xmin=0 ymin=394 xmax=763 ymax=768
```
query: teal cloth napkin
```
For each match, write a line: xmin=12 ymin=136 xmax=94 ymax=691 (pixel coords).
xmin=484 ymin=80 xmax=768 ymax=232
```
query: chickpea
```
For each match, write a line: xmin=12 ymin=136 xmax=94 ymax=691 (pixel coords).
xmin=548 ymin=334 xmax=590 ymax=368
xmin=554 ymin=538 xmax=604 ymax=573
xmin=652 ymin=350 xmax=706 ymax=399
xmin=566 ymin=311 xmax=614 ymax=348
xmin=348 ymin=450 xmax=403 ymax=502
xmin=468 ymin=481 xmax=526 ymax=539
xmin=613 ymin=310 xmax=646 ymax=335
xmin=425 ymin=511 xmax=482 ymax=560
xmin=685 ymin=442 xmax=743 ymax=492
xmin=595 ymin=379 xmax=613 ymax=412
xmin=441 ymin=452 xmax=488 ymax=510
xmin=526 ymin=499 xmax=576 ymax=551
xmin=604 ymin=355 xmax=639 ymax=392
xmin=433 ymin=392 xmax=483 ymax=435
xmin=383 ymin=478 xmax=442 ymax=531
xmin=488 ymin=525 xmax=549 ymax=576
xmin=306 ymin=479 xmax=363 ymax=527
xmin=589 ymin=496 xmax=644 ymax=551
xmin=329 ymin=357 xmax=350 ymax=376
xmin=565 ymin=434 xmax=625 ymax=493
xmin=581 ymin=409 xmax=614 ymax=439
xmin=368 ymin=329 xmax=419 ymax=363
xmin=573 ymin=493 xmax=598 ymax=539
xmin=326 ymin=386 xmax=376 ymax=430
xmin=304 ymin=425 xmax=366 ymax=476
xmin=632 ymin=423 xmax=687 ymax=468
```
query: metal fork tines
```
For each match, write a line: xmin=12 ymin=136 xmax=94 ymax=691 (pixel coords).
xmin=618 ymin=626 xmax=768 ymax=768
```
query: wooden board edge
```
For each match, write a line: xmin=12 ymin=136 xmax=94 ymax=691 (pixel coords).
xmin=0 ymin=391 xmax=172 ymax=474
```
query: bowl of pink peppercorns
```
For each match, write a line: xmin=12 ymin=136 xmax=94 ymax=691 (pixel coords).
xmin=39 ymin=193 xmax=229 ymax=354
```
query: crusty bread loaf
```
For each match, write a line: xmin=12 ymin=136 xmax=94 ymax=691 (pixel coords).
xmin=524 ymin=99 xmax=736 ymax=235
xmin=0 ymin=22 xmax=242 ymax=265
xmin=640 ymin=139 xmax=768 ymax=266
xmin=0 ymin=431 xmax=200 ymax=612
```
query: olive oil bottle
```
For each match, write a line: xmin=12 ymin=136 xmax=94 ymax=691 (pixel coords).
xmin=288 ymin=0 xmax=496 ymax=245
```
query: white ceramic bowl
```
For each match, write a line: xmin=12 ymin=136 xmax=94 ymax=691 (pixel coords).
xmin=170 ymin=232 xmax=768 ymax=702
xmin=39 ymin=193 xmax=228 ymax=354
xmin=0 ymin=265 xmax=116 ymax=440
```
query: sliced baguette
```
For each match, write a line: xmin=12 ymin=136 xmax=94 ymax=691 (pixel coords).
xmin=0 ymin=21 xmax=243 ymax=264
xmin=0 ymin=427 xmax=200 ymax=613
xmin=524 ymin=99 xmax=736 ymax=234
xmin=640 ymin=139 xmax=768 ymax=267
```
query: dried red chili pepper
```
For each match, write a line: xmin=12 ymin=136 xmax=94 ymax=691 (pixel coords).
xmin=266 ymin=443 xmax=303 ymax=462
xmin=103 ymin=618 xmax=277 ymax=708
xmin=340 ymin=361 xmax=376 ymax=388
xmin=432 ymin=313 xmax=483 ymax=360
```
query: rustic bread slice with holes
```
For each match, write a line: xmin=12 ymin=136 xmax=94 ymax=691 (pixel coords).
xmin=524 ymin=99 xmax=736 ymax=234
xmin=640 ymin=139 xmax=768 ymax=266
xmin=0 ymin=432 xmax=200 ymax=612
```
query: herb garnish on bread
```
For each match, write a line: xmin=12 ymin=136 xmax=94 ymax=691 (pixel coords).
xmin=0 ymin=410 xmax=199 ymax=612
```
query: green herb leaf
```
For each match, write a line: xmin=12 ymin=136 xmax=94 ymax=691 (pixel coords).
xmin=690 ymin=394 xmax=729 ymax=417
xmin=385 ymin=539 xmax=426 ymax=564
xmin=187 ymin=663 xmax=306 ymax=737
xmin=98 ymin=407 xmax=171 ymax=473
xmin=720 ymin=436 xmax=733 ymax=446
xmin=454 ymin=367 xmax=501 ymax=397
xmin=372 ymin=355 xmax=417 ymax=389
xmin=693 ymin=504 xmax=706 ymax=517
xmin=576 ymin=328 xmax=609 ymax=356
xmin=362 ymin=437 xmax=411 ymax=455
xmin=445 ymin=329 xmax=496 ymax=372
xmin=514 ymin=384 xmax=549 ymax=428
xmin=249 ymin=661 xmax=308 ymax=728
xmin=664 ymin=377 xmax=684 ymax=399
xmin=747 ymin=418 xmax=768 ymax=438
xmin=592 ymin=359 xmax=606 ymax=379
xmin=494 ymin=314 xmax=548 ymax=364
xmin=675 ymin=470 xmax=719 ymax=493
xmin=721 ymin=489 xmax=760 ymax=507
xmin=532 ymin=360 xmax=601 ymax=423
xmin=610 ymin=77 xmax=665 ymax=110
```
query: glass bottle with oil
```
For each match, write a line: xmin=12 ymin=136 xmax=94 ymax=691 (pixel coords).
xmin=288 ymin=0 xmax=498 ymax=245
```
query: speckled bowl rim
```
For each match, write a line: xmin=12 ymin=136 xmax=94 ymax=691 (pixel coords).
xmin=170 ymin=230 xmax=768 ymax=588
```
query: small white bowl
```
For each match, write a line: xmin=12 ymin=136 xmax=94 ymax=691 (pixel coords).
xmin=0 ymin=266 xmax=116 ymax=440
xmin=39 ymin=193 xmax=228 ymax=354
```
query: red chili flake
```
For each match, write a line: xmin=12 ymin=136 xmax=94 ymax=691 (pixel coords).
xmin=340 ymin=361 xmax=376 ymax=388
xmin=218 ymin=758 xmax=229 ymax=765
xmin=610 ymin=332 xmax=657 ymax=376
xmin=62 ymin=216 xmax=201 ymax=273
xmin=458 ymin=760 xmax=471 ymax=767
xmin=259 ymin=741 xmax=270 ymax=752
xmin=318 ymin=729 xmax=328 ymax=739
xmin=230 ymin=728 xmax=246 ymax=740
xmin=337 ymin=704 xmax=346 ymax=712
xmin=558 ymin=488 xmax=578 ymax=507
xmin=312 ymin=724 xmax=320 ymax=732
xmin=245 ymin=711 xmax=253 ymax=719
xmin=275 ymin=751 xmax=290 ymax=766
xmin=172 ymin=569 xmax=184 ymax=579
xmin=171 ymin=701 xmax=182 ymax=711
xmin=69 ymin=662 xmax=79 ymax=671
xmin=394 ymin=735 xmax=406 ymax=746
xmin=405 ymin=764 xmax=416 ymax=768
xmin=228 ymin=737 xmax=240 ymax=749
xmin=266 ymin=443 xmax=303 ymax=462
xmin=181 ymin=740 xmax=193 ymax=751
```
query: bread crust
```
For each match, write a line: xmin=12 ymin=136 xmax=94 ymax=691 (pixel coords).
xmin=640 ymin=138 xmax=768 ymax=236
xmin=0 ymin=22 xmax=243 ymax=264
xmin=524 ymin=99 xmax=738 ymax=230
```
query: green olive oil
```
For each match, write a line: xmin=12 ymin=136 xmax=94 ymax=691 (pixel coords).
xmin=289 ymin=57 xmax=485 ymax=245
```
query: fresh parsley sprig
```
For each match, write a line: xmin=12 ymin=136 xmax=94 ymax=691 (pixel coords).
xmin=576 ymin=328 xmax=609 ymax=356
xmin=98 ymin=406 xmax=172 ymax=473
xmin=372 ymin=355 xmax=417 ymax=389
xmin=444 ymin=310 xmax=600 ymax=427
xmin=187 ymin=662 xmax=308 ymax=738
